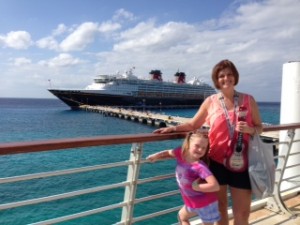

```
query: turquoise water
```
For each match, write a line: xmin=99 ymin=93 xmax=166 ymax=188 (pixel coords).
xmin=0 ymin=98 xmax=280 ymax=225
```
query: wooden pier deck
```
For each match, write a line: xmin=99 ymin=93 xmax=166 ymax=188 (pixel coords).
xmin=80 ymin=105 xmax=279 ymax=141
xmin=80 ymin=105 xmax=190 ymax=127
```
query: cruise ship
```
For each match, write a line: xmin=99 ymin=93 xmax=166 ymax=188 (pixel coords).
xmin=48 ymin=67 xmax=216 ymax=109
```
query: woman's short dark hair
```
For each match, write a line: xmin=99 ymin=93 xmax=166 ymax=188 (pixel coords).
xmin=211 ymin=59 xmax=239 ymax=89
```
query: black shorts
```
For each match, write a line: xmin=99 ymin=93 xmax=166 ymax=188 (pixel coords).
xmin=209 ymin=159 xmax=251 ymax=190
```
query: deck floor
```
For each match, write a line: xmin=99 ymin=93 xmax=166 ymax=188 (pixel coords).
xmin=229 ymin=195 xmax=300 ymax=225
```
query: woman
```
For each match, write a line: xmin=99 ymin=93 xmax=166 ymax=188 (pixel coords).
xmin=154 ymin=59 xmax=263 ymax=225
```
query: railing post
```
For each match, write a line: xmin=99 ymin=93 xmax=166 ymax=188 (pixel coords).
xmin=266 ymin=129 xmax=296 ymax=216
xmin=121 ymin=143 xmax=143 ymax=225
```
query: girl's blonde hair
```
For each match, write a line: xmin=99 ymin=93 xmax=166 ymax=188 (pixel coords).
xmin=181 ymin=131 xmax=210 ymax=165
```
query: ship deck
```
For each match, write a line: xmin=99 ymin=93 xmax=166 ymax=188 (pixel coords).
xmin=245 ymin=195 xmax=300 ymax=224
xmin=190 ymin=191 xmax=300 ymax=225
xmin=231 ymin=192 xmax=300 ymax=225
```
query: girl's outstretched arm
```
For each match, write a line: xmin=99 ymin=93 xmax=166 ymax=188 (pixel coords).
xmin=192 ymin=175 xmax=220 ymax=192
xmin=146 ymin=150 xmax=174 ymax=162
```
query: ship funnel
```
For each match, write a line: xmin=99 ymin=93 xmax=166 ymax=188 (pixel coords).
xmin=174 ymin=72 xmax=186 ymax=84
xmin=149 ymin=70 xmax=162 ymax=81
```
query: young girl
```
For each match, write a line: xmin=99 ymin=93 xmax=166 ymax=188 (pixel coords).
xmin=147 ymin=131 xmax=220 ymax=225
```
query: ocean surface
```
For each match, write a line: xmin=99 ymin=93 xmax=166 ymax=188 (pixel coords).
xmin=0 ymin=98 xmax=280 ymax=225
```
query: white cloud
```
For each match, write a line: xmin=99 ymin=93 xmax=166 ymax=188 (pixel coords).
xmin=35 ymin=21 xmax=120 ymax=52
xmin=36 ymin=36 xmax=59 ymax=50
xmin=113 ymin=8 xmax=135 ymax=22
xmin=114 ymin=21 xmax=194 ymax=51
xmin=234 ymin=0 xmax=298 ymax=29
xmin=52 ymin=23 xmax=68 ymax=36
xmin=38 ymin=53 xmax=82 ymax=67
xmin=11 ymin=57 xmax=32 ymax=66
xmin=98 ymin=21 xmax=121 ymax=33
xmin=60 ymin=22 xmax=99 ymax=52
xmin=0 ymin=31 xmax=32 ymax=49
xmin=226 ymin=39 xmax=258 ymax=53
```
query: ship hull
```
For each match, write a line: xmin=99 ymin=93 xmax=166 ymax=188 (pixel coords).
xmin=48 ymin=89 xmax=205 ymax=110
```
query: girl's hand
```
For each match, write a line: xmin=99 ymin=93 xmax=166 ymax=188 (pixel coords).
xmin=192 ymin=176 xmax=219 ymax=192
xmin=192 ymin=178 xmax=206 ymax=191
xmin=146 ymin=154 xmax=158 ymax=162
xmin=146 ymin=150 xmax=174 ymax=162
xmin=192 ymin=179 xmax=199 ymax=191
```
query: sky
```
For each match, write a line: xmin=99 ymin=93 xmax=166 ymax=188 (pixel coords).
xmin=0 ymin=0 xmax=299 ymax=102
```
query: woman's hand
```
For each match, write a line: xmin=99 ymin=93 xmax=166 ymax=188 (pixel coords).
xmin=153 ymin=126 xmax=176 ymax=134
xmin=236 ymin=121 xmax=255 ymax=135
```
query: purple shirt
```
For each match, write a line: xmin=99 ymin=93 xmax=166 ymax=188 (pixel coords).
xmin=173 ymin=147 xmax=218 ymax=208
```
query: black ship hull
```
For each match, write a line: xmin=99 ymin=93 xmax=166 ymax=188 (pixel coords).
xmin=48 ymin=89 xmax=205 ymax=110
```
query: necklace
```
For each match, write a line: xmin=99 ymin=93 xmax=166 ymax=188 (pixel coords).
xmin=219 ymin=91 xmax=239 ymax=139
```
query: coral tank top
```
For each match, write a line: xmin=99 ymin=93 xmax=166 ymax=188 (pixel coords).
xmin=205 ymin=93 xmax=254 ymax=164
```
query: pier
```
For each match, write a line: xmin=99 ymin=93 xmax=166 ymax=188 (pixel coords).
xmin=80 ymin=105 xmax=190 ymax=127
xmin=79 ymin=105 xmax=279 ymax=142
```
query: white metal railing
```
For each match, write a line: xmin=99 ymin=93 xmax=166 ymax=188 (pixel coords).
xmin=266 ymin=127 xmax=300 ymax=219
xmin=0 ymin=124 xmax=299 ymax=225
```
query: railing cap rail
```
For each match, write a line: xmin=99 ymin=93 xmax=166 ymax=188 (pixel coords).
xmin=262 ymin=122 xmax=300 ymax=132
xmin=1 ymin=123 xmax=300 ymax=156
xmin=0 ymin=132 xmax=186 ymax=155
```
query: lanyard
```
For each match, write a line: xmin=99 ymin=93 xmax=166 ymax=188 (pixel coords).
xmin=219 ymin=92 xmax=239 ymax=139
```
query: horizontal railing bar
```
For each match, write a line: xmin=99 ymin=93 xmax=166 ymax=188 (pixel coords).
xmin=137 ymin=174 xmax=175 ymax=185
xmin=279 ymin=184 xmax=300 ymax=193
xmin=31 ymin=201 xmax=128 ymax=225
xmin=277 ymin=141 xmax=291 ymax=146
xmin=277 ymin=139 xmax=300 ymax=146
xmin=0 ymin=181 xmax=129 ymax=210
xmin=134 ymin=190 xmax=180 ymax=204
xmin=285 ymin=163 xmax=300 ymax=170
xmin=262 ymin=123 xmax=300 ymax=132
xmin=131 ymin=206 xmax=181 ymax=223
xmin=286 ymin=179 xmax=300 ymax=184
xmin=0 ymin=161 xmax=131 ymax=184
xmin=0 ymin=123 xmax=299 ymax=156
xmin=28 ymin=180 xmax=180 ymax=224
xmin=274 ymin=155 xmax=280 ymax=160
xmin=287 ymin=152 xmax=300 ymax=156
xmin=281 ymin=175 xmax=300 ymax=181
